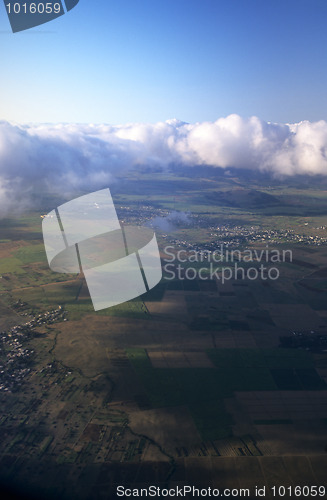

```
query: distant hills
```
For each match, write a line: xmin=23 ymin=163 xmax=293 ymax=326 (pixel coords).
xmin=206 ymin=188 xmax=280 ymax=209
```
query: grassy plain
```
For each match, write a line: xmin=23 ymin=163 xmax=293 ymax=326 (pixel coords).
xmin=0 ymin=171 xmax=327 ymax=498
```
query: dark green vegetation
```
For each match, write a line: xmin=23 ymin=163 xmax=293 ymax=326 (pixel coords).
xmin=0 ymin=170 xmax=327 ymax=499
xmin=127 ymin=348 xmax=325 ymax=440
xmin=112 ymin=168 xmax=327 ymax=219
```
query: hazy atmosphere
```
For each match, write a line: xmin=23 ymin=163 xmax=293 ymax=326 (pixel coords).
xmin=1 ymin=115 xmax=327 ymax=214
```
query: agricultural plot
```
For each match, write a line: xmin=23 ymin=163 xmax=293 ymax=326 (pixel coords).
xmin=265 ymin=303 xmax=325 ymax=330
xmin=14 ymin=243 xmax=48 ymax=264
xmin=0 ymin=257 xmax=26 ymax=274
xmin=10 ymin=280 xmax=82 ymax=310
xmin=66 ymin=296 xmax=149 ymax=320
xmin=0 ymin=174 xmax=327 ymax=499
xmin=145 ymin=290 xmax=189 ymax=319
xmin=147 ymin=350 xmax=215 ymax=368
xmin=237 ymin=390 xmax=327 ymax=422
xmin=127 ymin=348 xmax=326 ymax=441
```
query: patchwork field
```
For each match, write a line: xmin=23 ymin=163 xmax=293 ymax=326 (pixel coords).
xmin=0 ymin=174 xmax=327 ymax=499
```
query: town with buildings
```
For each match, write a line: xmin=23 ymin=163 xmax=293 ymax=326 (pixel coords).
xmin=117 ymin=204 xmax=327 ymax=251
xmin=0 ymin=304 xmax=66 ymax=393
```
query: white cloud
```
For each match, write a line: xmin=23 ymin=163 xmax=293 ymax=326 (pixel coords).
xmin=0 ymin=115 xmax=327 ymax=214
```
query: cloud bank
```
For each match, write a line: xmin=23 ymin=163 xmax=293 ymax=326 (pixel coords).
xmin=1 ymin=115 xmax=327 ymax=214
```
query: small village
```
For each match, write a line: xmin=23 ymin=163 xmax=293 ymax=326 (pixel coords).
xmin=118 ymin=204 xmax=327 ymax=249
xmin=167 ymin=226 xmax=327 ymax=253
xmin=0 ymin=303 xmax=66 ymax=393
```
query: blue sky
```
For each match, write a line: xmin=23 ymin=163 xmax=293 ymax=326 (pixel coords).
xmin=1 ymin=0 xmax=327 ymax=124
